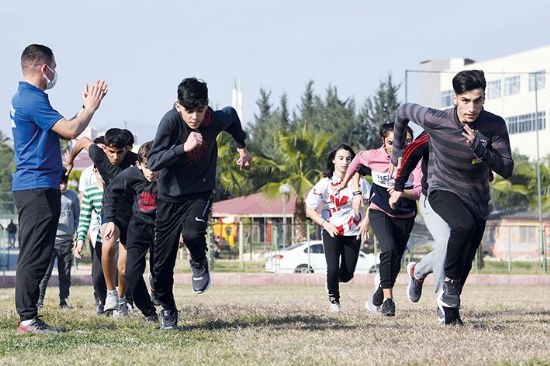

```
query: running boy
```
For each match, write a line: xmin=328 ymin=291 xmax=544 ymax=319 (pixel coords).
xmin=392 ymin=70 xmax=513 ymax=324
xmin=104 ymin=141 xmax=158 ymax=322
xmin=66 ymin=128 xmax=137 ymax=312
xmin=148 ymin=77 xmax=252 ymax=330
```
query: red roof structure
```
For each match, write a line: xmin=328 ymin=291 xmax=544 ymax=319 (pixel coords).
xmin=212 ymin=192 xmax=297 ymax=218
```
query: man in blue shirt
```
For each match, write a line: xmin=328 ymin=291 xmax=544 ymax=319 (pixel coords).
xmin=11 ymin=44 xmax=108 ymax=334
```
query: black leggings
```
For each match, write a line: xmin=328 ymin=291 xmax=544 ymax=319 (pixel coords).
xmin=429 ymin=190 xmax=486 ymax=282
xmin=369 ymin=209 xmax=415 ymax=289
xmin=323 ymin=232 xmax=361 ymax=302
xmin=125 ymin=220 xmax=156 ymax=317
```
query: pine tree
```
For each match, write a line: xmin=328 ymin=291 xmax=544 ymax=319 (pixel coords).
xmin=358 ymin=73 xmax=401 ymax=150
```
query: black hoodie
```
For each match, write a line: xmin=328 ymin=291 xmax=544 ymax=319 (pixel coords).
xmin=148 ymin=106 xmax=246 ymax=202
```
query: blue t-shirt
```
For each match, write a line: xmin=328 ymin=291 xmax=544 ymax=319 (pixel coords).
xmin=10 ymin=81 xmax=64 ymax=191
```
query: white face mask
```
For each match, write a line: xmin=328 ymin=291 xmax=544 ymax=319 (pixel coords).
xmin=44 ymin=65 xmax=58 ymax=90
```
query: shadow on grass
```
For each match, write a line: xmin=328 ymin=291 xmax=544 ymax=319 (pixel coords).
xmin=180 ymin=313 xmax=358 ymax=331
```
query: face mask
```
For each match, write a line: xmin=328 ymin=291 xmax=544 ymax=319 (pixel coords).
xmin=44 ymin=65 xmax=58 ymax=90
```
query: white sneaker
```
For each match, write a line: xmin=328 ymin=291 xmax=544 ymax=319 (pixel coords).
xmin=104 ymin=289 xmax=119 ymax=311
xmin=329 ymin=302 xmax=341 ymax=313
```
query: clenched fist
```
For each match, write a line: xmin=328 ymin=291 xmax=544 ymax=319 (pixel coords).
xmin=184 ymin=131 xmax=203 ymax=152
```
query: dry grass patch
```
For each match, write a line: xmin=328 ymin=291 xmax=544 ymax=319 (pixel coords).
xmin=0 ymin=283 xmax=549 ymax=365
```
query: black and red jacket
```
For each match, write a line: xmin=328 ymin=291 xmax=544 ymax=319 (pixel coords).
xmin=104 ymin=166 xmax=157 ymax=226
xmin=394 ymin=131 xmax=429 ymax=196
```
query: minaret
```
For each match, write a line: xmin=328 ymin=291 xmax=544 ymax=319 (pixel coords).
xmin=231 ymin=78 xmax=243 ymax=120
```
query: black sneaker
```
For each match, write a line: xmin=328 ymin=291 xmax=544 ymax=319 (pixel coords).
xmin=190 ymin=257 xmax=211 ymax=294
xmin=160 ymin=309 xmax=178 ymax=330
xmin=59 ymin=301 xmax=71 ymax=309
xmin=438 ymin=304 xmax=464 ymax=326
xmin=380 ymin=298 xmax=396 ymax=317
xmin=18 ymin=317 xmax=60 ymax=334
xmin=96 ymin=303 xmax=105 ymax=316
xmin=406 ymin=262 xmax=423 ymax=303
xmin=440 ymin=279 xmax=461 ymax=308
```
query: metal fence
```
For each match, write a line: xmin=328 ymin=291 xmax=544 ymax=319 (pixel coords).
xmin=205 ymin=221 xmax=550 ymax=274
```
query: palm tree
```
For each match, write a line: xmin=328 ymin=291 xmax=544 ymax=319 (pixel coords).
xmin=258 ymin=126 xmax=332 ymax=242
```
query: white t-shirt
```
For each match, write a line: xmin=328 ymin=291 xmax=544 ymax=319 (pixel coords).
xmin=305 ymin=176 xmax=370 ymax=236
xmin=78 ymin=165 xmax=97 ymax=193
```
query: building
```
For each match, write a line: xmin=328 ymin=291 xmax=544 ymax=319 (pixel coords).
xmin=211 ymin=192 xmax=297 ymax=249
xmin=418 ymin=46 xmax=550 ymax=160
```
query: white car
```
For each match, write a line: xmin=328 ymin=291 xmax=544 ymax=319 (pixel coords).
xmin=265 ymin=240 xmax=378 ymax=274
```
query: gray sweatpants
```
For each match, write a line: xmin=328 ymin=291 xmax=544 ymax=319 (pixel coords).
xmin=415 ymin=194 xmax=450 ymax=295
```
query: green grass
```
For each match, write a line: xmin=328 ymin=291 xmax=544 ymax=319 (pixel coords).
xmin=1 ymin=283 xmax=550 ymax=365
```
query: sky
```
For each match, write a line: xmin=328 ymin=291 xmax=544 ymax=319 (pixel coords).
xmin=1 ymin=0 xmax=550 ymax=142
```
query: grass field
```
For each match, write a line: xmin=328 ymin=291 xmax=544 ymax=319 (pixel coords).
xmin=0 ymin=283 xmax=549 ymax=365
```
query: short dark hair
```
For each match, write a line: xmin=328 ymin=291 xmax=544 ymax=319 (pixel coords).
xmin=93 ymin=136 xmax=105 ymax=145
xmin=122 ymin=129 xmax=134 ymax=147
xmin=21 ymin=44 xmax=53 ymax=70
xmin=379 ymin=122 xmax=413 ymax=142
xmin=137 ymin=141 xmax=153 ymax=163
xmin=104 ymin=128 xmax=127 ymax=149
xmin=177 ymin=77 xmax=208 ymax=110
xmin=452 ymin=70 xmax=486 ymax=94
xmin=325 ymin=144 xmax=355 ymax=178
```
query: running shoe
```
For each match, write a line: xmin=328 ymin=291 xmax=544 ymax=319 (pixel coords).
xmin=190 ymin=257 xmax=211 ymax=294
xmin=329 ymin=301 xmax=341 ymax=313
xmin=104 ymin=289 xmax=119 ymax=311
xmin=160 ymin=308 xmax=179 ymax=330
xmin=380 ymin=298 xmax=396 ymax=317
xmin=440 ymin=279 xmax=461 ymax=308
xmin=18 ymin=317 xmax=60 ymax=334
xmin=406 ymin=262 xmax=424 ymax=303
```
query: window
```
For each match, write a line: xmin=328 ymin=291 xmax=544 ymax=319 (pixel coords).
xmin=440 ymin=89 xmax=453 ymax=107
xmin=505 ymin=111 xmax=546 ymax=135
xmin=487 ymin=80 xmax=501 ymax=99
xmin=306 ymin=244 xmax=324 ymax=254
xmin=504 ymin=75 xmax=520 ymax=96
xmin=529 ymin=71 xmax=546 ymax=91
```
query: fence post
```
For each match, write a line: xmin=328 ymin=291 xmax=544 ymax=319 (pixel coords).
xmin=507 ymin=225 xmax=512 ymax=273
xmin=239 ymin=221 xmax=244 ymax=271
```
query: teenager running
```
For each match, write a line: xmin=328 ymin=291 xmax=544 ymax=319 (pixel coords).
xmin=391 ymin=70 xmax=513 ymax=325
xmin=66 ymin=128 xmax=137 ymax=313
xmin=148 ymin=77 xmax=252 ymax=330
xmin=337 ymin=123 xmax=420 ymax=316
xmin=104 ymin=141 xmax=159 ymax=322
xmin=389 ymin=131 xmax=452 ymax=323
xmin=74 ymin=167 xmax=107 ymax=315
xmin=305 ymin=144 xmax=370 ymax=312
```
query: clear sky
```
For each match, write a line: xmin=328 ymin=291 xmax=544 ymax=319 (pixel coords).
xmin=2 ymin=0 xmax=550 ymax=142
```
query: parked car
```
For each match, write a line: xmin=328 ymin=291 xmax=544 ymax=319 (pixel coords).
xmin=265 ymin=240 xmax=378 ymax=274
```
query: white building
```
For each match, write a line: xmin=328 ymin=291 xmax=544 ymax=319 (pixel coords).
xmin=418 ymin=46 xmax=549 ymax=160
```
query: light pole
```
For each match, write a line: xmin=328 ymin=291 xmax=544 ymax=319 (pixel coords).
xmin=279 ymin=183 xmax=291 ymax=248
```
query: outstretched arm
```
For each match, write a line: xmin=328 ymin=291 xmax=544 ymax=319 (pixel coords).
xmin=52 ymin=81 xmax=108 ymax=139
xmin=65 ymin=137 xmax=94 ymax=175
